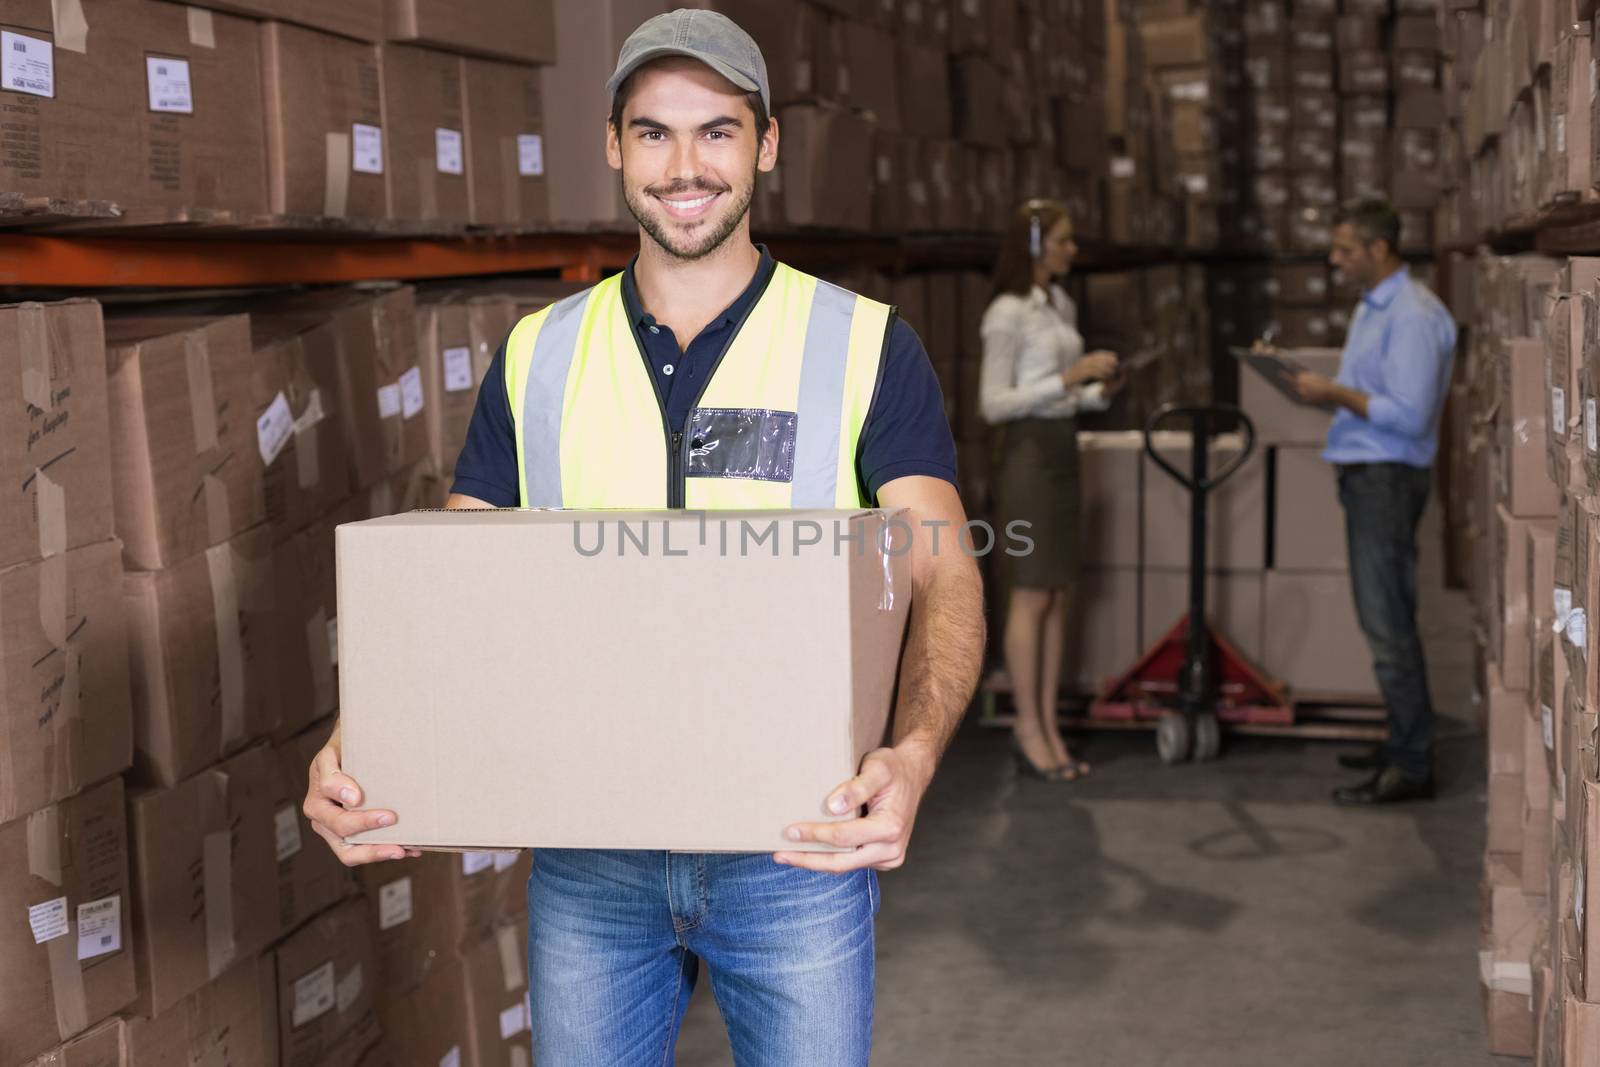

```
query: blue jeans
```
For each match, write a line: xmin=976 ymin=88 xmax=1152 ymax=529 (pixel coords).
xmin=527 ymin=849 xmax=878 ymax=1066
xmin=1337 ymin=462 xmax=1435 ymax=779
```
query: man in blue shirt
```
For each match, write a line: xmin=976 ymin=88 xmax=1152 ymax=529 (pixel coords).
xmin=1293 ymin=198 xmax=1457 ymax=805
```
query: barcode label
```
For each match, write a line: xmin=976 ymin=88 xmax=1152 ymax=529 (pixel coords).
xmin=257 ymin=391 xmax=294 ymax=466
xmin=377 ymin=383 xmax=402 ymax=419
xmin=518 ymin=134 xmax=545 ymax=177
xmin=1586 ymin=398 xmax=1596 ymax=452
xmin=1554 ymin=387 xmax=1566 ymax=432
xmin=400 ymin=365 xmax=425 ymax=419
xmin=435 ymin=128 xmax=464 ymax=176
xmin=2 ymin=32 xmax=53 ymax=98
xmin=292 ymin=962 xmax=336 ymax=1027
xmin=379 ymin=877 xmax=414 ymax=930
xmin=77 ymin=895 xmax=121 ymax=961
xmin=444 ymin=346 xmax=473 ymax=392
xmin=146 ymin=56 xmax=194 ymax=114
xmin=352 ymin=123 xmax=384 ymax=175
xmin=27 ymin=897 xmax=68 ymax=944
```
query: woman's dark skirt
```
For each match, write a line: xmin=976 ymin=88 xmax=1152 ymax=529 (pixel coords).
xmin=991 ymin=416 xmax=1080 ymax=591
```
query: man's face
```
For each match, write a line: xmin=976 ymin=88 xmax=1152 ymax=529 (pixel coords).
xmin=1328 ymin=222 xmax=1383 ymax=290
xmin=606 ymin=59 xmax=778 ymax=262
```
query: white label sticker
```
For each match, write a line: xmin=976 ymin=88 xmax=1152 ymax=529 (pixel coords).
xmin=146 ymin=56 xmax=194 ymax=114
xmin=492 ymin=850 xmax=520 ymax=873
xmin=292 ymin=962 xmax=337 ymax=1027
xmin=400 ymin=365 xmax=424 ymax=419
xmin=462 ymin=852 xmax=494 ymax=876
xmin=377 ymin=383 xmax=402 ymax=419
xmin=2 ymin=32 xmax=54 ymax=98
xmin=1586 ymin=398 xmax=1597 ymax=452
xmin=275 ymin=804 xmax=303 ymax=862
xmin=1554 ymin=387 xmax=1567 ymax=432
xmin=435 ymin=127 xmax=464 ymax=175
xmin=499 ymin=1003 xmax=528 ymax=1040
xmin=1577 ymin=864 xmax=1586 ymax=930
xmin=294 ymin=388 xmax=326 ymax=434
xmin=440 ymin=1048 xmax=461 ymax=1067
xmin=517 ymin=134 xmax=544 ymax=177
xmin=1556 ymin=587 xmax=1574 ymax=625
xmin=443 ymin=346 xmax=473 ymax=392
xmin=1111 ymin=157 xmax=1136 ymax=178
xmin=378 ymin=877 xmax=414 ymax=931
xmin=1543 ymin=705 xmax=1555 ymax=752
xmin=1557 ymin=114 xmax=1567 ymax=154
xmin=875 ymin=154 xmax=892 ymax=184
xmin=76 ymin=895 xmax=121 ymax=961
xmin=352 ymin=123 xmax=384 ymax=175
xmin=327 ymin=616 xmax=338 ymax=668
xmin=1570 ymin=607 xmax=1588 ymax=651
xmin=336 ymin=963 xmax=364 ymax=1015
xmin=27 ymin=897 xmax=69 ymax=944
xmin=257 ymin=391 xmax=295 ymax=467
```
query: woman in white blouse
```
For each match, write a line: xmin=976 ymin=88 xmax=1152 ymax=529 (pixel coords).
xmin=980 ymin=199 xmax=1119 ymax=781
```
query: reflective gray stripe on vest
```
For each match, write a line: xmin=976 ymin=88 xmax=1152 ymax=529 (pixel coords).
xmin=521 ymin=288 xmax=593 ymax=506
xmin=790 ymin=280 xmax=860 ymax=507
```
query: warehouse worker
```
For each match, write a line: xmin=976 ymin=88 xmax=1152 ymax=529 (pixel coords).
xmin=302 ymin=10 xmax=984 ymax=1065
xmin=979 ymin=199 xmax=1118 ymax=781
xmin=1290 ymin=198 xmax=1456 ymax=806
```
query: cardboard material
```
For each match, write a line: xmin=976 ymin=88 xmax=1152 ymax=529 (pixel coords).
xmin=1261 ymin=570 xmax=1380 ymax=699
xmin=1239 ymin=347 xmax=1341 ymax=446
xmin=187 ymin=0 xmax=385 ymax=41
xmin=415 ymin=293 xmax=519 ymax=476
xmin=374 ymin=954 xmax=470 ymax=1067
xmin=461 ymin=57 xmax=551 ymax=227
xmin=124 ymin=525 xmax=279 ymax=787
xmin=778 ymin=105 xmax=874 ymax=231
xmin=127 ymin=745 xmax=281 ymax=1016
xmin=125 ymin=955 xmax=279 ymax=1067
xmin=342 ymin=509 xmax=911 ymax=852
xmin=0 ymin=778 xmax=138 ymax=1066
xmin=384 ymin=0 xmax=555 ymax=64
xmin=1502 ymin=338 xmax=1559 ymax=518
xmin=1272 ymin=445 xmax=1347 ymax=572
xmin=272 ymin=897 xmax=381 ymax=1067
xmin=2 ymin=300 xmax=115 ymax=572
xmin=360 ymin=849 xmax=530 ymax=1001
xmin=260 ymin=22 xmax=388 ymax=219
xmin=273 ymin=505 xmax=348 ymax=739
xmin=462 ymin=921 xmax=532 ymax=1067
xmin=1069 ymin=567 xmax=1142 ymax=694
xmin=23 ymin=1018 xmax=128 ymax=1067
xmin=104 ymin=315 xmax=267 ymax=571
xmin=1143 ymin=432 xmax=1268 ymax=572
xmin=1079 ymin=432 xmax=1142 ymax=568
xmin=0 ymin=539 xmax=133 ymax=824
xmin=897 ymin=42 xmax=953 ymax=139
xmin=378 ymin=45 xmax=469 ymax=223
xmin=1142 ymin=570 xmax=1265 ymax=663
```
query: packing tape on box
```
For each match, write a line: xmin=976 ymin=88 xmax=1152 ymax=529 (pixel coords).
xmin=186 ymin=6 xmax=216 ymax=48
xmin=19 ymin=304 xmax=52 ymax=412
xmin=27 ymin=805 xmax=90 ymax=1040
xmin=49 ymin=0 xmax=88 ymax=54
xmin=496 ymin=923 xmax=523 ymax=993
xmin=35 ymin=464 xmax=67 ymax=562
xmin=49 ymin=647 xmax=82 ymax=803
xmin=293 ymin=389 xmax=326 ymax=491
xmin=368 ymin=479 xmax=394 ymax=519
xmin=205 ymin=543 xmax=247 ymax=752
xmin=325 ymin=133 xmax=351 ymax=219
xmin=203 ymin=473 xmax=231 ymax=548
xmin=418 ymin=159 xmax=439 ymax=222
xmin=510 ymin=1048 xmax=531 ymax=1067
xmin=202 ymin=829 xmax=236 ymax=978
xmin=186 ymin=333 xmax=220 ymax=454
xmin=307 ymin=607 xmax=336 ymax=714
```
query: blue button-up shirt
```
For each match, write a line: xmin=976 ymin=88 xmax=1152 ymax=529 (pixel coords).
xmin=1323 ymin=266 xmax=1457 ymax=468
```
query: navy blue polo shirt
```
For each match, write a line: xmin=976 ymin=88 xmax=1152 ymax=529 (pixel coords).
xmin=450 ymin=247 xmax=957 ymax=505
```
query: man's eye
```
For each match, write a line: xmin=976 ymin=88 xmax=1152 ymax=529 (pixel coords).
xmin=705 ymin=130 xmax=729 ymax=140
xmin=641 ymin=131 xmax=665 ymax=142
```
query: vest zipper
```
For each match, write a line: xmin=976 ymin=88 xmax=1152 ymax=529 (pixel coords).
xmin=670 ymin=432 xmax=685 ymax=508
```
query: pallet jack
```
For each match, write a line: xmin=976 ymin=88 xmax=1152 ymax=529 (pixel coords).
xmin=1089 ymin=404 xmax=1293 ymax=764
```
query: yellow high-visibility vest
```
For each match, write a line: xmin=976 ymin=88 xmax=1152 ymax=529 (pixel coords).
xmin=503 ymin=262 xmax=893 ymax=509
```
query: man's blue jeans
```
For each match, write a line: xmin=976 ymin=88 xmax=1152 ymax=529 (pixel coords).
xmin=527 ymin=849 xmax=877 ymax=1066
xmin=1337 ymin=462 xmax=1435 ymax=780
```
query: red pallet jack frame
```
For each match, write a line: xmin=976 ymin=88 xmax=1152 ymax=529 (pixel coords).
xmin=1086 ymin=403 xmax=1293 ymax=763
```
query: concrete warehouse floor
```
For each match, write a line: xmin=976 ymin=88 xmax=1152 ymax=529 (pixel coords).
xmin=675 ymin=502 xmax=1524 ymax=1066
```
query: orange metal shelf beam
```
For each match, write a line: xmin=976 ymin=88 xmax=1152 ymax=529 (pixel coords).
xmin=0 ymin=232 xmax=642 ymax=288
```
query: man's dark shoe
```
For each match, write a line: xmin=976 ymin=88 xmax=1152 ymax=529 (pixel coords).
xmin=1337 ymin=747 xmax=1385 ymax=771
xmin=1332 ymin=766 xmax=1435 ymax=806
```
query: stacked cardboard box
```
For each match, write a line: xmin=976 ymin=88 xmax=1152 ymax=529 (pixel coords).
xmin=1453 ymin=247 xmax=1600 ymax=1062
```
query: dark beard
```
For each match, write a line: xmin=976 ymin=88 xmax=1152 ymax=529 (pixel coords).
xmin=623 ymin=170 xmax=757 ymax=262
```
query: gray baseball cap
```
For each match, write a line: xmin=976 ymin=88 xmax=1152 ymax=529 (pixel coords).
xmin=606 ymin=9 xmax=770 ymax=116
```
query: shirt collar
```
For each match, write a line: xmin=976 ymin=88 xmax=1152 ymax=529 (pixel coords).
xmin=621 ymin=244 xmax=776 ymax=331
xmin=1361 ymin=266 xmax=1409 ymax=310
xmin=1028 ymin=284 xmax=1051 ymax=307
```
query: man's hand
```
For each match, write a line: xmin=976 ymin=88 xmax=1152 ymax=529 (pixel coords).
xmin=1295 ymin=370 xmax=1337 ymax=405
xmin=303 ymin=723 xmax=419 ymax=866
xmin=775 ymin=744 xmax=937 ymax=873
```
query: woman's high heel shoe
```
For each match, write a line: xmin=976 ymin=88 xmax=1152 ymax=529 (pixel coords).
xmin=1012 ymin=738 xmax=1063 ymax=781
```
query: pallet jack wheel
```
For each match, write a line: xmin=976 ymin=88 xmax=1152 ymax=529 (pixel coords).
xmin=1193 ymin=713 xmax=1221 ymax=763
xmin=1156 ymin=713 xmax=1192 ymax=765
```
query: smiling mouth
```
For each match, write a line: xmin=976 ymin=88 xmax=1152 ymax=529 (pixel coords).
xmin=654 ymin=191 xmax=723 ymax=219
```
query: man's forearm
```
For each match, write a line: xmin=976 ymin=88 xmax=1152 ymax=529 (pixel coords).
xmin=1332 ymin=383 xmax=1369 ymax=419
xmin=890 ymin=557 xmax=986 ymax=781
